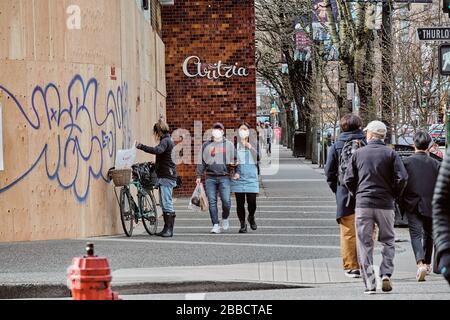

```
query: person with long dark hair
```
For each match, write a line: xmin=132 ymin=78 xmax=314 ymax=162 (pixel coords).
xmin=136 ymin=120 xmax=177 ymax=238
xmin=231 ymin=122 xmax=260 ymax=233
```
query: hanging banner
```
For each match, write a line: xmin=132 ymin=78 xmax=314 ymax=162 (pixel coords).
xmin=0 ymin=103 xmax=3 ymax=171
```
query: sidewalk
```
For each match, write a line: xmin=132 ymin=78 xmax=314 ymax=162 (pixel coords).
xmin=1 ymin=144 xmax=449 ymax=299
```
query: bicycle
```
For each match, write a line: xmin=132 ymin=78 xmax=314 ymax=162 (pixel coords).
xmin=109 ymin=164 xmax=159 ymax=237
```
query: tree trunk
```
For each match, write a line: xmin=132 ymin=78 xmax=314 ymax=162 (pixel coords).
xmin=381 ymin=0 xmax=394 ymax=144
xmin=285 ymin=103 xmax=295 ymax=149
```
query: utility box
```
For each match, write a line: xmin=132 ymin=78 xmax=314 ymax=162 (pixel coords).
xmin=293 ymin=131 xmax=306 ymax=158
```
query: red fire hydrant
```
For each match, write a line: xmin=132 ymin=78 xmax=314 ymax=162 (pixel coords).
xmin=67 ymin=243 xmax=120 ymax=300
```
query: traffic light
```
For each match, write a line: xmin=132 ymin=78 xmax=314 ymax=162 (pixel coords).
xmin=444 ymin=0 xmax=450 ymax=14
xmin=439 ymin=44 xmax=450 ymax=76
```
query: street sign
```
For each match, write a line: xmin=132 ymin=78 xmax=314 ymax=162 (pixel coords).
xmin=417 ymin=28 xmax=450 ymax=41
xmin=439 ymin=44 xmax=450 ymax=76
xmin=347 ymin=83 xmax=355 ymax=101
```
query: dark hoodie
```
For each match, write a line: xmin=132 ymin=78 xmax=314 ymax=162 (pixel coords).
xmin=324 ymin=130 xmax=366 ymax=221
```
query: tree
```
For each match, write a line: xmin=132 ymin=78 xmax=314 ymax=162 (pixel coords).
xmin=389 ymin=2 xmax=450 ymax=143
xmin=322 ymin=0 xmax=378 ymax=124
xmin=256 ymin=0 xmax=317 ymax=157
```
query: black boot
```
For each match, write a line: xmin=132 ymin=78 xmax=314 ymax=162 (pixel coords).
xmin=160 ymin=214 xmax=175 ymax=238
xmin=248 ymin=216 xmax=257 ymax=231
xmin=156 ymin=213 xmax=169 ymax=236
xmin=239 ymin=221 xmax=248 ymax=234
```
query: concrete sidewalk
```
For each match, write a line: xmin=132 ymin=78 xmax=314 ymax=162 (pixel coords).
xmin=1 ymin=144 xmax=449 ymax=299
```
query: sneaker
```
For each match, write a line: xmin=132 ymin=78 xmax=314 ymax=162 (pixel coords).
xmin=364 ymin=289 xmax=376 ymax=295
xmin=381 ymin=275 xmax=392 ymax=292
xmin=416 ymin=266 xmax=427 ymax=282
xmin=211 ymin=224 xmax=221 ymax=234
xmin=344 ymin=270 xmax=361 ymax=278
xmin=426 ymin=265 xmax=432 ymax=275
xmin=221 ymin=219 xmax=230 ymax=231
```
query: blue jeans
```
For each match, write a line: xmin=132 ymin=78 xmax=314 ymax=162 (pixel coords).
xmin=205 ymin=176 xmax=231 ymax=225
xmin=158 ymin=179 xmax=176 ymax=215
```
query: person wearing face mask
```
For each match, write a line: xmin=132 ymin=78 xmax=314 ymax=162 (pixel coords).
xmin=196 ymin=123 xmax=237 ymax=234
xmin=231 ymin=123 xmax=260 ymax=233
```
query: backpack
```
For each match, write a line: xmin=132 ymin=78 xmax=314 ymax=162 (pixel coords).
xmin=132 ymin=162 xmax=158 ymax=188
xmin=338 ymin=139 xmax=366 ymax=185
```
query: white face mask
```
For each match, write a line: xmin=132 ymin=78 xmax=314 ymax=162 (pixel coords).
xmin=212 ymin=129 xmax=224 ymax=140
xmin=239 ymin=130 xmax=250 ymax=139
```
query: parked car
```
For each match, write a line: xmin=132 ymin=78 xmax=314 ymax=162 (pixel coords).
xmin=429 ymin=125 xmax=446 ymax=146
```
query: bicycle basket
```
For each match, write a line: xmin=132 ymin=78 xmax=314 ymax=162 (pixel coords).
xmin=110 ymin=169 xmax=132 ymax=187
xmin=132 ymin=162 xmax=158 ymax=187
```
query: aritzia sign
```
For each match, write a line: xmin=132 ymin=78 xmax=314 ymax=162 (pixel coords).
xmin=182 ymin=56 xmax=249 ymax=80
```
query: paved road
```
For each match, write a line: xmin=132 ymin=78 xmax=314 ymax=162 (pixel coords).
xmin=121 ymin=279 xmax=450 ymax=300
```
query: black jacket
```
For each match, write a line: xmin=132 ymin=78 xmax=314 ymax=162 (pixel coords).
xmin=324 ymin=130 xmax=366 ymax=220
xmin=402 ymin=152 xmax=440 ymax=217
xmin=433 ymin=148 xmax=450 ymax=267
xmin=344 ymin=139 xmax=408 ymax=210
xmin=137 ymin=134 xmax=177 ymax=181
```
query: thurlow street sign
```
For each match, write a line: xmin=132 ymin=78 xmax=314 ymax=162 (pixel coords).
xmin=417 ymin=27 xmax=450 ymax=41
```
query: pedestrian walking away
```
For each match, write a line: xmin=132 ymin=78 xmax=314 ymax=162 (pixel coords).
xmin=433 ymin=147 xmax=450 ymax=286
xmin=231 ymin=122 xmax=261 ymax=234
xmin=344 ymin=120 xmax=408 ymax=294
xmin=325 ymin=113 xmax=366 ymax=279
xmin=136 ymin=120 xmax=178 ymax=238
xmin=264 ymin=122 xmax=274 ymax=155
xmin=196 ymin=122 xmax=237 ymax=234
xmin=401 ymin=131 xmax=440 ymax=281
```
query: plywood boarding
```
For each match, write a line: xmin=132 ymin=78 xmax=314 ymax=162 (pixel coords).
xmin=0 ymin=0 xmax=166 ymax=242
xmin=0 ymin=1 xmax=26 ymax=60
xmin=0 ymin=60 xmax=30 ymax=241
xmin=155 ymin=35 xmax=166 ymax=97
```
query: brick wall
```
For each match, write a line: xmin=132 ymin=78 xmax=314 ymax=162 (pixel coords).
xmin=161 ymin=0 xmax=256 ymax=195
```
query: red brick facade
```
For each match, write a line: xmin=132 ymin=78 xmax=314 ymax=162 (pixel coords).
xmin=161 ymin=0 xmax=256 ymax=195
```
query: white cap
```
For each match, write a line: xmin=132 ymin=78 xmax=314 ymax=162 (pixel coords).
xmin=364 ymin=120 xmax=387 ymax=136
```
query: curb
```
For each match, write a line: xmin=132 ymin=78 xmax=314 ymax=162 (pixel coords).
xmin=0 ymin=281 xmax=308 ymax=299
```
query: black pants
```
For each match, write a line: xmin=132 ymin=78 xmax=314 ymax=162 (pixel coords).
xmin=406 ymin=210 xmax=433 ymax=265
xmin=235 ymin=193 xmax=257 ymax=224
xmin=267 ymin=139 xmax=272 ymax=154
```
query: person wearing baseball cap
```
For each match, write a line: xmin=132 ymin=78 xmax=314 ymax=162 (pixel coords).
xmin=196 ymin=122 xmax=237 ymax=234
xmin=344 ymin=120 xmax=408 ymax=294
xmin=363 ymin=120 xmax=388 ymax=137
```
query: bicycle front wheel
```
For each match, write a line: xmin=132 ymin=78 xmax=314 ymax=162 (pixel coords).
xmin=139 ymin=190 xmax=158 ymax=236
xmin=120 ymin=187 xmax=135 ymax=237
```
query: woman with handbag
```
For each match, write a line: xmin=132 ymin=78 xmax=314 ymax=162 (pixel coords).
xmin=231 ymin=122 xmax=260 ymax=233
xmin=136 ymin=120 xmax=178 ymax=238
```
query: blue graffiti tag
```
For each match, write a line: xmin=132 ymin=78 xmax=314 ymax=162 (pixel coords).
xmin=0 ymin=75 xmax=131 ymax=202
